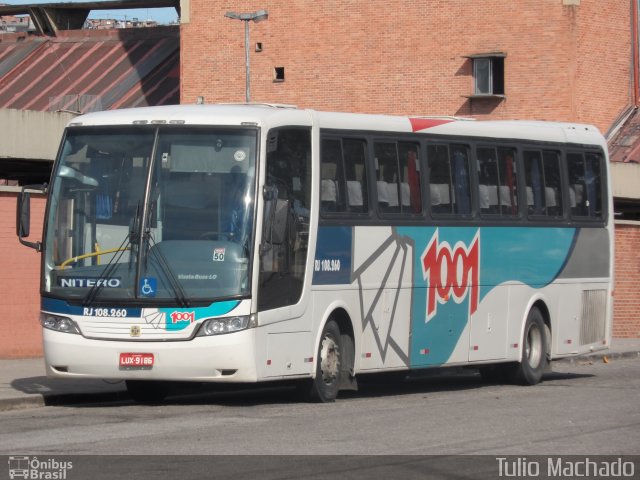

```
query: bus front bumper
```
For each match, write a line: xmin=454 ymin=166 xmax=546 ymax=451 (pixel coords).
xmin=42 ymin=328 xmax=258 ymax=382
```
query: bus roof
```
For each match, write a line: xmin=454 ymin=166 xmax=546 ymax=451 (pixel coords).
xmin=70 ymin=103 xmax=607 ymax=148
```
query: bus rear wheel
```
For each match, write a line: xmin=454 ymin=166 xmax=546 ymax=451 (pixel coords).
xmin=299 ymin=320 xmax=342 ymax=403
xmin=510 ymin=307 xmax=548 ymax=385
xmin=125 ymin=380 xmax=169 ymax=404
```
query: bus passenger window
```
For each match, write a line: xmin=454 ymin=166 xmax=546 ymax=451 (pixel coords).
xmin=428 ymin=144 xmax=471 ymax=215
xmin=427 ymin=144 xmax=451 ymax=213
xmin=343 ymin=138 xmax=368 ymax=213
xmin=451 ymin=146 xmax=471 ymax=215
xmin=374 ymin=142 xmax=400 ymax=214
xmin=477 ymin=147 xmax=500 ymax=215
xmin=320 ymin=139 xmax=344 ymax=213
xmin=524 ymin=150 xmax=563 ymax=218
xmin=499 ymin=148 xmax=518 ymax=215
xmin=374 ymin=141 xmax=421 ymax=216
xmin=320 ymin=137 xmax=368 ymax=215
xmin=542 ymin=152 xmax=563 ymax=217
xmin=568 ymin=152 xmax=603 ymax=219
xmin=399 ymin=142 xmax=421 ymax=214
xmin=477 ymin=147 xmax=518 ymax=216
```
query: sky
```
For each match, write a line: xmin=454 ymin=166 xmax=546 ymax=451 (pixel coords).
xmin=3 ymin=1 xmax=178 ymax=24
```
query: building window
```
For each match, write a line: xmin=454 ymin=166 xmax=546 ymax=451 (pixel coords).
xmin=466 ymin=53 xmax=505 ymax=97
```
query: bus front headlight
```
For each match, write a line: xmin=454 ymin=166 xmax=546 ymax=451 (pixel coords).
xmin=40 ymin=314 xmax=81 ymax=334
xmin=197 ymin=315 xmax=254 ymax=336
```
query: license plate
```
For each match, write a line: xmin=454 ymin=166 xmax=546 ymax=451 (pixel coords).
xmin=119 ymin=353 xmax=154 ymax=370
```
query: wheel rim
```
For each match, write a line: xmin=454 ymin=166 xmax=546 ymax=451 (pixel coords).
xmin=319 ymin=335 xmax=340 ymax=385
xmin=525 ymin=323 xmax=543 ymax=368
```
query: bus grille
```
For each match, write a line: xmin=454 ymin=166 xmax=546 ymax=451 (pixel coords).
xmin=579 ymin=290 xmax=607 ymax=346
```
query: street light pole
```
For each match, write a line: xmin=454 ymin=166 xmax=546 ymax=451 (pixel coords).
xmin=244 ymin=19 xmax=250 ymax=103
xmin=224 ymin=10 xmax=269 ymax=103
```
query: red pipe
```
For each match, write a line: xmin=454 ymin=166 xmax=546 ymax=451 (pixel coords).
xmin=633 ymin=0 xmax=639 ymax=105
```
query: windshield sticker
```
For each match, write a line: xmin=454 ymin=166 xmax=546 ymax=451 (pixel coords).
xmin=177 ymin=274 xmax=218 ymax=280
xmin=234 ymin=149 xmax=247 ymax=162
xmin=139 ymin=277 xmax=157 ymax=297
xmin=213 ymin=248 xmax=225 ymax=262
xmin=57 ymin=277 xmax=121 ymax=288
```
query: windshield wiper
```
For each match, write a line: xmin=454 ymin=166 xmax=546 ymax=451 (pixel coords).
xmin=82 ymin=232 xmax=133 ymax=307
xmin=83 ymin=202 xmax=141 ymax=307
xmin=144 ymin=230 xmax=190 ymax=308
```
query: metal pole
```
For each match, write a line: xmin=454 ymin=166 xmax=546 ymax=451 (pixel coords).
xmin=244 ymin=20 xmax=250 ymax=103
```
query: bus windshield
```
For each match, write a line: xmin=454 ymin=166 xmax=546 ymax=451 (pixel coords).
xmin=44 ymin=126 xmax=258 ymax=304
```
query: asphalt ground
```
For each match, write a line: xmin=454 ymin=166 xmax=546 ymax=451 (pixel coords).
xmin=1 ymin=338 xmax=638 ymax=411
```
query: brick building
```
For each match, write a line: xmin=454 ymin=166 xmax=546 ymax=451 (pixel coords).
xmin=180 ymin=0 xmax=639 ymax=338
xmin=181 ymin=0 xmax=632 ymax=134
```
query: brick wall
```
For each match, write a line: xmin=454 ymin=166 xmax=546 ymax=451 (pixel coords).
xmin=613 ymin=222 xmax=640 ymax=338
xmin=0 ymin=199 xmax=635 ymax=359
xmin=0 ymin=192 xmax=45 ymax=357
xmin=181 ymin=0 xmax=631 ymax=133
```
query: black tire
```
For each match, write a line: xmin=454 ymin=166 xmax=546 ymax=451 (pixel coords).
xmin=300 ymin=320 xmax=342 ymax=402
xmin=125 ymin=380 xmax=169 ymax=404
xmin=509 ymin=307 xmax=548 ymax=385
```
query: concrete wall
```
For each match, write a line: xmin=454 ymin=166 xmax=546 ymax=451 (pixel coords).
xmin=614 ymin=222 xmax=640 ymax=338
xmin=0 ymin=109 xmax=76 ymax=161
xmin=612 ymin=162 xmax=640 ymax=200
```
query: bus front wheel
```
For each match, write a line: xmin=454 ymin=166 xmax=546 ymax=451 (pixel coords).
xmin=510 ymin=307 xmax=548 ymax=385
xmin=299 ymin=320 xmax=342 ymax=403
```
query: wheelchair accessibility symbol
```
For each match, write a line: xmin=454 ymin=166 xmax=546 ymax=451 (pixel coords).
xmin=140 ymin=277 xmax=157 ymax=297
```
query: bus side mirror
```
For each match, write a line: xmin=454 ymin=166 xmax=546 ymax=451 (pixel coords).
xmin=16 ymin=191 xmax=31 ymax=238
xmin=16 ymin=185 xmax=45 ymax=252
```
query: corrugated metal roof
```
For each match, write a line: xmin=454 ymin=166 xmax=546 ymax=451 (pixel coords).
xmin=0 ymin=26 xmax=179 ymax=113
xmin=609 ymin=108 xmax=640 ymax=163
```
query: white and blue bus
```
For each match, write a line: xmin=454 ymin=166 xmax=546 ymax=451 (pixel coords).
xmin=17 ymin=104 xmax=613 ymax=402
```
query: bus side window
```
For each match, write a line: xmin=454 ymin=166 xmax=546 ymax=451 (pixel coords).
xmin=343 ymin=138 xmax=368 ymax=213
xmin=585 ymin=153 xmax=604 ymax=217
xmin=542 ymin=151 xmax=563 ymax=217
xmin=498 ymin=148 xmax=519 ymax=216
xmin=320 ymin=139 xmax=345 ymax=213
xmin=259 ymin=128 xmax=312 ymax=311
xmin=398 ymin=142 xmax=421 ymax=214
xmin=524 ymin=150 xmax=563 ymax=218
xmin=568 ymin=152 xmax=603 ymax=219
xmin=477 ymin=147 xmax=500 ymax=215
xmin=320 ymin=137 xmax=368 ymax=215
xmin=429 ymin=144 xmax=471 ymax=216
xmin=427 ymin=144 xmax=451 ymax=214
xmin=374 ymin=142 xmax=400 ymax=214
xmin=477 ymin=146 xmax=519 ymax=217
xmin=450 ymin=145 xmax=472 ymax=215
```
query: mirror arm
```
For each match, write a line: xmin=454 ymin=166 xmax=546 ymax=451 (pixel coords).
xmin=19 ymin=237 xmax=42 ymax=252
